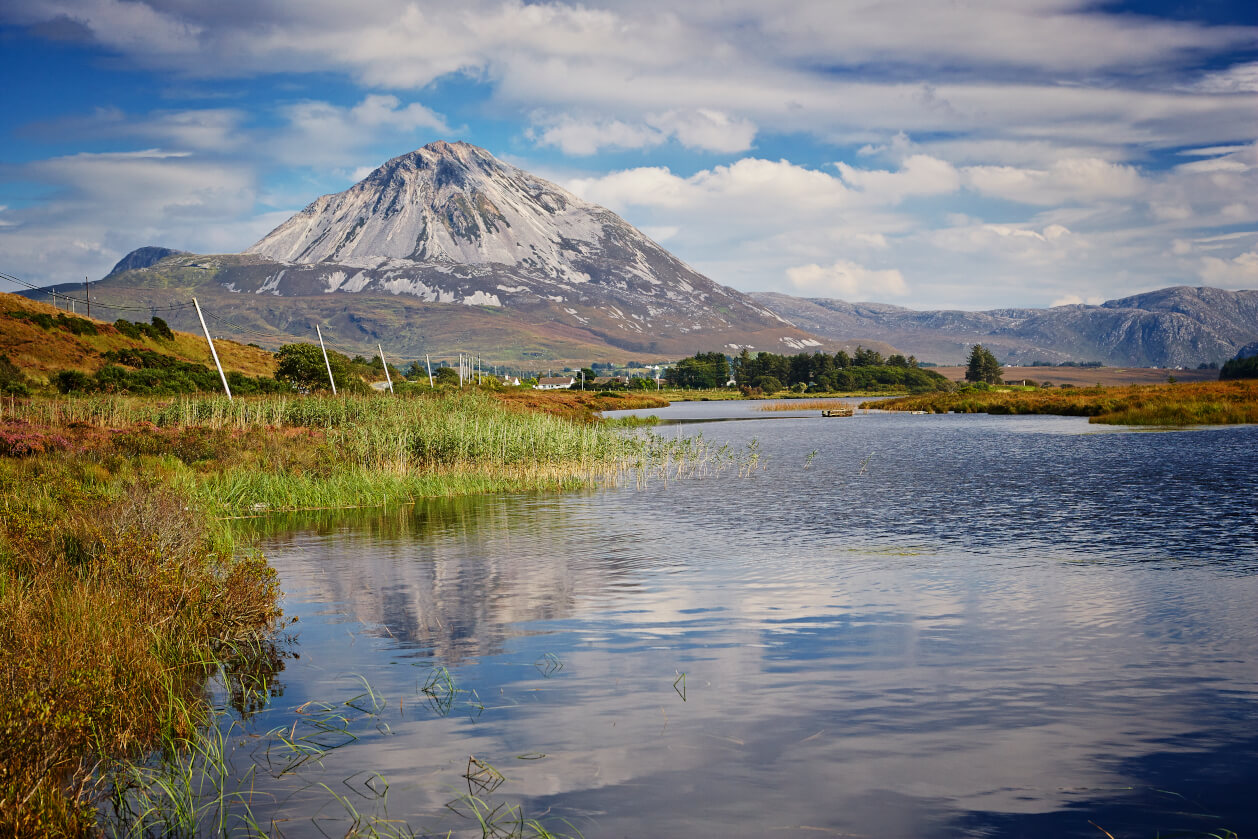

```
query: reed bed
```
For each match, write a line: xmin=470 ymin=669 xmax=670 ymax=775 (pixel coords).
xmin=863 ymin=380 xmax=1258 ymax=426
xmin=0 ymin=392 xmax=748 ymax=514
xmin=755 ymin=399 xmax=857 ymax=412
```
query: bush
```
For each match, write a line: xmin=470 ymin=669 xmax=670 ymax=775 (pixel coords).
xmin=0 ymin=355 xmax=31 ymax=396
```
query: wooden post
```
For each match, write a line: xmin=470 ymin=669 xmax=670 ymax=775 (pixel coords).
xmin=315 ymin=324 xmax=337 ymax=395
xmin=425 ymin=354 xmax=434 ymax=387
xmin=192 ymin=297 xmax=232 ymax=400
xmin=378 ymin=343 xmax=394 ymax=393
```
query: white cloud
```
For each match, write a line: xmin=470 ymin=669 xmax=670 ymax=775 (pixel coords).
xmin=1050 ymin=293 xmax=1105 ymax=307
xmin=1198 ymin=250 xmax=1258 ymax=286
xmin=274 ymin=94 xmax=451 ymax=167
xmin=1193 ymin=61 xmax=1258 ymax=94
xmin=0 ymin=149 xmax=263 ymax=287
xmin=963 ymin=158 xmax=1145 ymax=206
xmin=786 ymin=260 xmax=908 ymax=299
xmin=531 ymin=109 xmax=756 ymax=154
xmin=530 ymin=115 xmax=666 ymax=155
xmin=836 ymin=155 xmax=961 ymax=203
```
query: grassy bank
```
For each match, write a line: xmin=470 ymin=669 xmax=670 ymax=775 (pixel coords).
xmin=863 ymin=380 xmax=1258 ymax=425
xmin=0 ymin=456 xmax=282 ymax=836
xmin=1 ymin=390 xmax=697 ymax=515
xmin=0 ymin=388 xmax=729 ymax=835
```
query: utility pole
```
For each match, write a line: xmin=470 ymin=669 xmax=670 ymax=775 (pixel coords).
xmin=425 ymin=353 xmax=434 ymax=387
xmin=84 ymin=277 xmax=90 ymax=318
xmin=378 ymin=343 xmax=394 ymax=393
xmin=192 ymin=297 xmax=232 ymax=400
xmin=315 ymin=324 xmax=337 ymax=395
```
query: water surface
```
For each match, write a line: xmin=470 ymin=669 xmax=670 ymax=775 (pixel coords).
xmin=237 ymin=402 xmax=1258 ymax=837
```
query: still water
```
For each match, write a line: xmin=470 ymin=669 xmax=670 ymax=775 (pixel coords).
xmin=236 ymin=402 xmax=1258 ymax=837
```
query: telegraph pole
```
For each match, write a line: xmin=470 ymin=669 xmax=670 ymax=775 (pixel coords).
xmin=192 ymin=297 xmax=232 ymax=400
xmin=378 ymin=343 xmax=394 ymax=393
xmin=84 ymin=277 xmax=90 ymax=318
xmin=315 ymin=324 xmax=337 ymax=395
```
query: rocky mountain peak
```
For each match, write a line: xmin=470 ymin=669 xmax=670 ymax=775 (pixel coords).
xmin=133 ymin=141 xmax=824 ymax=358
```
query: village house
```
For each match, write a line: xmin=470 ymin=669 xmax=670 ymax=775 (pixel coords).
xmin=534 ymin=376 xmax=576 ymax=390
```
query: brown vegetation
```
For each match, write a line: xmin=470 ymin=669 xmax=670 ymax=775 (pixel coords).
xmin=493 ymin=388 xmax=670 ymax=421
xmin=930 ymin=364 xmax=1218 ymax=387
xmin=0 ymin=292 xmax=276 ymax=384
xmin=867 ymin=380 xmax=1258 ymax=425
xmin=0 ymin=454 xmax=282 ymax=836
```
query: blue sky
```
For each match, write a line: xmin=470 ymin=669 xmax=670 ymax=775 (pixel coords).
xmin=1 ymin=0 xmax=1255 ymax=309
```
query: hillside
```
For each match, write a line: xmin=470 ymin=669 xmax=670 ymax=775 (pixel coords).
xmin=754 ymin=286 xmax=1258 ymax=368
xmin=0 ymin=292 xmax=275 ymax=385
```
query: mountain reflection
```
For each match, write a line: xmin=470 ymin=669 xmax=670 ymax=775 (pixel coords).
xmin=254 ymin=494 xmax=646 ymax=662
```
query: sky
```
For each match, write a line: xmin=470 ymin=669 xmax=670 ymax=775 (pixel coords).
xmin=1 ymin=0 xmax=1256 ymax=311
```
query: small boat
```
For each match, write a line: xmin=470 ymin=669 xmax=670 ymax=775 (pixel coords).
xmin=821 ymin=407 xmax=854 ymax=417
xmin=909 ymin=410 xmax=928 ymax=415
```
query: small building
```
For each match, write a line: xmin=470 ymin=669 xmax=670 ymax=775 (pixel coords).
xmin=534 ymin=376 xmax=576 ymax=390
xmin=501 ymin=376 xmax=521 ymax=386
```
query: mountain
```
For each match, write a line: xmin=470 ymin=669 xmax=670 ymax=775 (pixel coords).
xmin=76 ymin=141 xmax=875 ymax=364
xmin=753 ymin=286 xmax=1258 ymax=368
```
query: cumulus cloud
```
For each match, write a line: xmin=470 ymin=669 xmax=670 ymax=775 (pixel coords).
xmin=786 ymin=260 xmax=909 ymax=299
xmin=274 ymin=95 xmax=452 ymax=168
xmin=836 ymin=155 xmax=961 ymax=202
xmin=1198 ymin=250 xmax=1258 ymax=286
xmin=963 ymin=158 xmax=1145 ymax=206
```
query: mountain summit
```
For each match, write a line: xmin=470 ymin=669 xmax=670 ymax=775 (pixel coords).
xmin=250 ymin=141 xmax=613 ymax=281
xmin=93 ymin=142 xmax=838 ymax=361
xmin=246 ymin=141 xmax=815 ymax=344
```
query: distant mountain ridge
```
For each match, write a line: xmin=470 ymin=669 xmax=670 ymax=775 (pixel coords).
xmin=753 ymin=286 xmax=1258 ymax=367
xmin=75 ymin=141 xmax=859 ymax=363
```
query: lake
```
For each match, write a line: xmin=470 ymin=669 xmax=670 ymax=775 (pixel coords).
xmin=227 ymin=401 xmax=1258 ymax=838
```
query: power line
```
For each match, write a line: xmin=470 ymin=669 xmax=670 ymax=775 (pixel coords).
xmin=0 ymin=270 xmax=194 ymax=313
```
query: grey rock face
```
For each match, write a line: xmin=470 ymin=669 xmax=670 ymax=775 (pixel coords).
xmin=107 ymin=246 xmax=189 ymax=276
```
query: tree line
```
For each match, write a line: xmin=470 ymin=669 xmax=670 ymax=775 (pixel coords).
xmin=667 ymin=348 xmax=951 ymax=393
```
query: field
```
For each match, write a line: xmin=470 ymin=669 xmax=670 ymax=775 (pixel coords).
xmin=866 ymin=379 xmax=1258 ymax=425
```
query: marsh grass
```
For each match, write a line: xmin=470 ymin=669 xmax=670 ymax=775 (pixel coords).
xmin=0 ymin=459 xmax=282 ymax=837
xmin=1 ymin=392 xmax=744 ymax=514
xmin=864 ymin=380 xmax=1258 ymax=426
xmin=755 ymin=399 xmax=858 ymax=412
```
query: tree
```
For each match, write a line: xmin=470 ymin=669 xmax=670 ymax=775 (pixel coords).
xmin=275 ymin=343 xmax=361 ymax=393
xmin=1220 ymin=355 xmax=1258 ymax=380
xmin=432 ymin=366 xmax=460 ymax=386
xmin=668 ymin=352 xmax=730 ymax=388
xmin=965 ymin=344 xmax=1003 ymax=384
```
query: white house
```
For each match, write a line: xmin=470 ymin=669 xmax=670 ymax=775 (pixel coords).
xmin=534 ymin=376 xmax=576 ymax=390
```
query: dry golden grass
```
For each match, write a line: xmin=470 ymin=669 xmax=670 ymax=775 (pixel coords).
xmin=0 ymin=292 xmax=276 ymax=383
xmin=493 ymin=388 xmax=670 ymax=421
xmin=868 ymin=379 xmax=1258 ymax=425
xmin=756 ymin=398 xmax=857 ymax=412
xmin=929 ymin=364 xmax=1218 ymax=387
